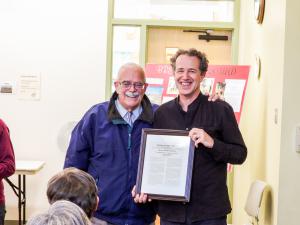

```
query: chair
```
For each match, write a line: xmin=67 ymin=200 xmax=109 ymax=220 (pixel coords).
xmin=244 ymin=180 xmax=268 ymax=225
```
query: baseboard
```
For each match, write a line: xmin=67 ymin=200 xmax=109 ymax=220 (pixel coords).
xmin=5 ymin=220 xmax=20 ymax=225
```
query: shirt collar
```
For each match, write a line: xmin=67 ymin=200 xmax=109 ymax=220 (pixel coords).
xmin=175 ymin=92 xmax=203 ymax=113
xmin=115 ymin=99 xmax=143 ymax=121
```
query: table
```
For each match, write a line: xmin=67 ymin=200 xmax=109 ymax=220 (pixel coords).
xmin=5 ymin=160 xmax=45 ymax=225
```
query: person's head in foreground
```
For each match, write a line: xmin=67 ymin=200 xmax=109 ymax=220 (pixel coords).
xmin=47 ymin=167 xmax=98 ymax=218
xmin=26 ymin=200 xmax=91 ymax=225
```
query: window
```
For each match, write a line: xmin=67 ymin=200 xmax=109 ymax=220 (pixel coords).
xmin=114 ymin=0 xmax=234 ymax=22
xmin=112 ymin=26 xmax=141 ymax=81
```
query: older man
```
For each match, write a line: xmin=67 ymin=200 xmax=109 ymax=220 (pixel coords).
xmin=64 ymin=63 xmax=157 ymax=225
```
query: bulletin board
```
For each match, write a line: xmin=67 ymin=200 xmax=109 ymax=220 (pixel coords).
xmin=145 ymin=64 xmax=250 ymax=123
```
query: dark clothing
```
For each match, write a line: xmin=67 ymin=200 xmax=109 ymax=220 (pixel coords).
xmin=0 ymin=204 xmax=5 ymax=225
xmin=160 ymin=216 xmax=227 ymax=225
xmin=153 ymin=94 xmax=247 ymax=223
xmin=0 ymin=119 xmax=16 ymax=205
xmin=64 ymin=92 xmax=158 ymax=225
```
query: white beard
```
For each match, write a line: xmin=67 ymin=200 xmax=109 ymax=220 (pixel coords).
xmin=125 ymin=91 xmax=140 ymax=98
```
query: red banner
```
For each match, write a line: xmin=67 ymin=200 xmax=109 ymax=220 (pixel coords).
xmin=145 ymin=64 xmax=250 ymax=123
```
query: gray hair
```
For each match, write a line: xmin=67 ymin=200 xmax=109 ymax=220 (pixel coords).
xmin=26 ymin=200 xmax=91 ymax=225
xmin=117 ymin=62 xmax=146 ymax=83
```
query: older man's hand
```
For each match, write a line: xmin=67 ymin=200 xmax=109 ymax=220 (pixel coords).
xmin=207 ymin=93 xmax=225 ymax=102
xmin=131 ymin=185 xmax=151 ymax=204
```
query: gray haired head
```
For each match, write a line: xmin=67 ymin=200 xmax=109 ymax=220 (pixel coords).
xmin=26 ymin=200 xmax=91 ymax=225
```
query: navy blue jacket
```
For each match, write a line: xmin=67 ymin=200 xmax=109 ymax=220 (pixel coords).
xmin=64 ymin=92 xmax=158 ymax=225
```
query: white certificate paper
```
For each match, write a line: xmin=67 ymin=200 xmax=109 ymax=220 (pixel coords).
xmin=136 ymin=129 xmax=194 ymax=201
xmin=140 ymin=134 xmax=191 ymax=197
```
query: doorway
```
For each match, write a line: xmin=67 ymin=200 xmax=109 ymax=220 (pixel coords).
xmin=147 ymin=27 xmax=232 ymax=65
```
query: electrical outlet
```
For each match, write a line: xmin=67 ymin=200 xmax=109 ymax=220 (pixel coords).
xmin=296 ymin=126 xmax=300 ymax=153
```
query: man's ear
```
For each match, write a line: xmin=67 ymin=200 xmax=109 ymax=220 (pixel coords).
xmin=94 ymin=196 xmax=99 ymax=211
xmin=114 ymin=81 xmax=120 ymax=93
xmin=143 ymin=83 xmax=148 ymax=92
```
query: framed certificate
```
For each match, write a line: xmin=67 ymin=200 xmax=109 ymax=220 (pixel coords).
xmin=136 ymin=128 xmax=195 ymax=202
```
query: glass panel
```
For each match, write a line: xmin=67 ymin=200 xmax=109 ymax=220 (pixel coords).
xmin=114 ymin=0 xmax=234 ymax=22
xmin=112 ymin=26 xmax=141 ymax=82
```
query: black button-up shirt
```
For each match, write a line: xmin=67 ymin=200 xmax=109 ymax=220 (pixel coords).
xmin=153 ymin=93 xmax=247 ymax=223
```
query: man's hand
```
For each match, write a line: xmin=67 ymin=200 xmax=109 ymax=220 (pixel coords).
xmin=207 ymin=93 xmax=224 ymax=102
xmin=189 ymin=128 xmax=214 ymax=148
xmin=131 ymin=185 xmax=151 ymax=203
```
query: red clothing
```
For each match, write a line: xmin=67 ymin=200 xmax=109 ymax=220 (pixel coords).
xmin=0 ymin=119 xmax=15 ymax=204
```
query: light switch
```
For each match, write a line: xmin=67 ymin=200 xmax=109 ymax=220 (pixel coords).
xmin=296 ymin=126 xmax=300 ymax=153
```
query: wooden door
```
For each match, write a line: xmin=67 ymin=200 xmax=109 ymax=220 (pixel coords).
xmin=147 ymin=27 xmax=232 ymax=65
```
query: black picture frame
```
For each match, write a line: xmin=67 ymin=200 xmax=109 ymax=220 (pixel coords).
xmin=136 ymin=128 xmax=195 ymax=202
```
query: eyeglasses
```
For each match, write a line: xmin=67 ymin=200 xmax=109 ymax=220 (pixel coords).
xmin=119 ymin=81 xmax=145 ymax=90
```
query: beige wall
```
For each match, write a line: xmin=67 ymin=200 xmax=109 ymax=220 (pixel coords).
xmin=277 ymin=1 xmax=300 ymax=224
xmin=234 ymin=0 xmax=286 ymax=225
xmin=235 ymin=0 xmax=300 ymax=225
xmin=0 ymin=0 xmax=108 ymax=220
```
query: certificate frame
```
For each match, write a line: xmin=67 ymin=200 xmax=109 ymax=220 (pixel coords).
xmin=136 ymin=128 xmax=195 ymax=202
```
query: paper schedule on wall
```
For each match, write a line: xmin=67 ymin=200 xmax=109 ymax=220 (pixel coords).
xmin=18 ymin=75 xmax=41 ymax=101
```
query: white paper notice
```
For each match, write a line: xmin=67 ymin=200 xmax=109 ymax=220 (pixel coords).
xmin=166 ymin=77 xmax=179 ymax=95
xmin=224 ymin=79 xmax=246 ymax=112
xmin=141 ymin=135 xmax=190 ymax=196
xmin=146 ymin=77 xmax=164 ymax=85
xmin=18 ymin=75 xmax=41 ymax=100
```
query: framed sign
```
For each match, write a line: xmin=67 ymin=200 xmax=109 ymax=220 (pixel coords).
xmin=136 ymin=128 xmax=195 ymax=202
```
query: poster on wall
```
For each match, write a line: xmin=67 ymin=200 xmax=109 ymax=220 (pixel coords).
xmin=145 ymin=64 xmax=250 ymax=123
xmin=18 ymin=75 xmax=41 ymax=100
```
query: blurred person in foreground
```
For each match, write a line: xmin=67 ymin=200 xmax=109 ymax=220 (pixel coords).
xmin=47 ymin=167 xmax=98 ymax=218
xmin=26 ymin=200 xmax=91 ymax=225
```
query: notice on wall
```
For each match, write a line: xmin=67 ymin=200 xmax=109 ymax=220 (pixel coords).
xmin=18 ymin=75 xmax=41 ymax=100
xmin=145 ymin=64 xmax=250 ymax=123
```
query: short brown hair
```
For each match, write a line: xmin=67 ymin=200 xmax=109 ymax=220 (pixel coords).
xmin=47 ymin=167 xmax=98 ymax=218
xmin=170 ymin=48 xmax=209 ymax=75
